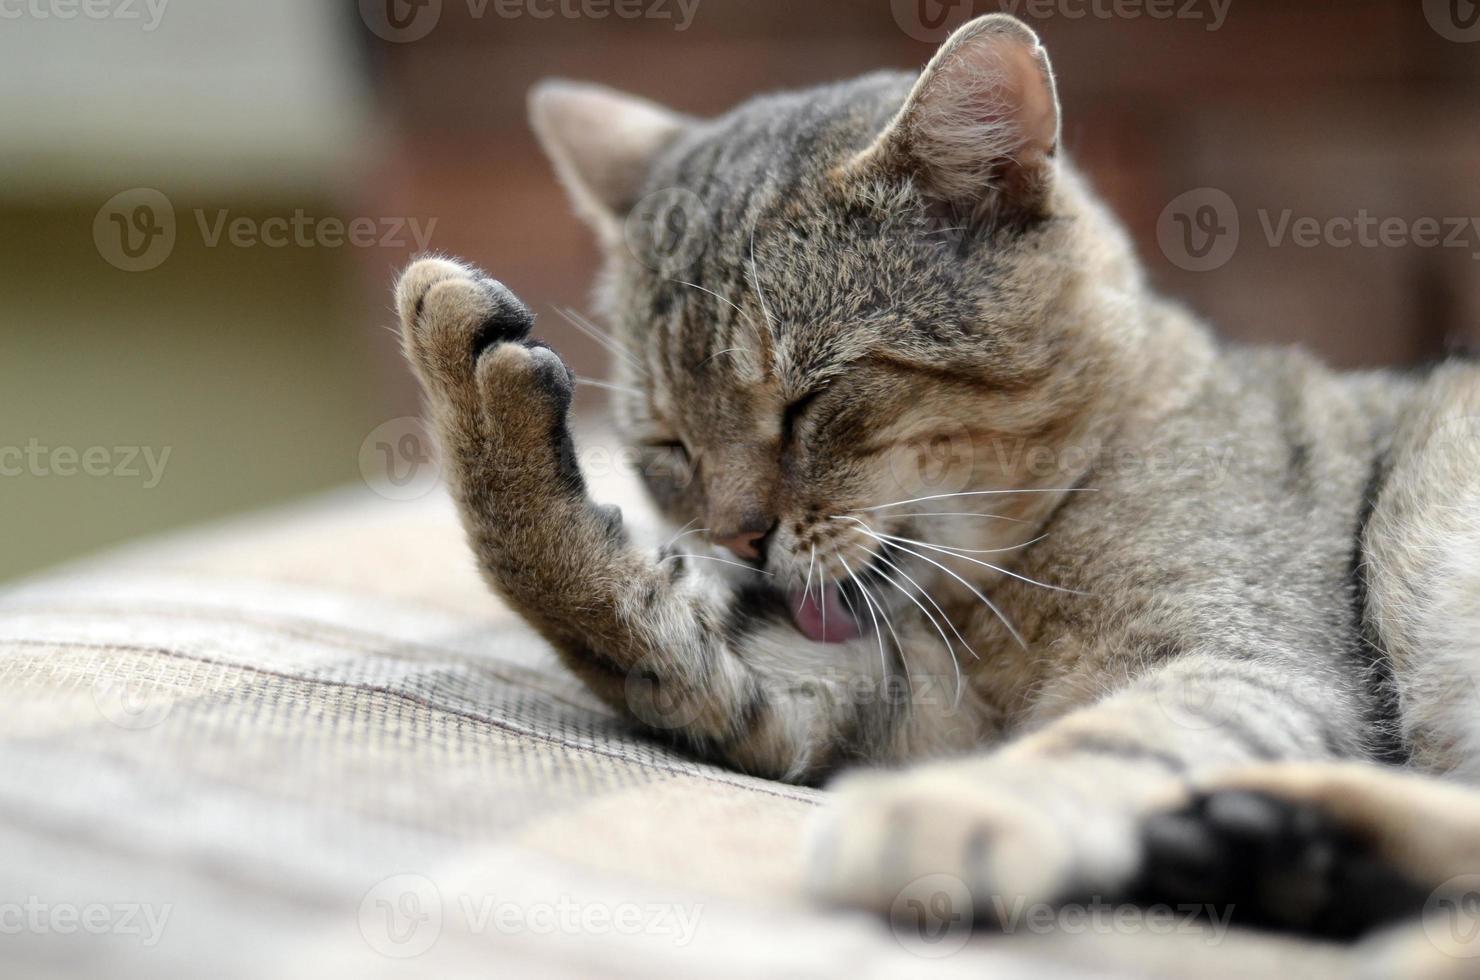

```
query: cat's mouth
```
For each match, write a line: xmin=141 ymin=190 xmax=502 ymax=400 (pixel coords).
xmin=788 ymin=582 xmax=863 ymax=644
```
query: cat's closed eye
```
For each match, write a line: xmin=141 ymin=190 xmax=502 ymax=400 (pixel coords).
xmin=781 ymin=391 xmax=822 ymax=444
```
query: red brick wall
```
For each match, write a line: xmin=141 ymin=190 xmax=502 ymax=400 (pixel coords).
xmin=362 ymin=0 xmax=1480 ymax=387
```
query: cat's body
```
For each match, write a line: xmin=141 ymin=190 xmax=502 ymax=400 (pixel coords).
xmin=396 ymin=14 xmax=1480 ymax=952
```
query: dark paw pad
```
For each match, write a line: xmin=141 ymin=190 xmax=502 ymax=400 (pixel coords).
xmin=470 ymin=279 xmax=535 ymax=360
xmin=1137 ymin=790 xmax=1429 ymax=939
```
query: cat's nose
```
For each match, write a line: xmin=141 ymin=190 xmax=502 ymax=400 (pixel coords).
xmin=712 ymin=518 xmax=775 ymax=563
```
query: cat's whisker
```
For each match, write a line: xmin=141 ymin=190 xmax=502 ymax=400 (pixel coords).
xmin=910 ymin=511 xmax=1030 ymax=525
xmin=747 ymin=226 xmax=778 ymax=334
xmin=872 ymin=560 xmax=962 ymax=708
xmin=849 ymin=548 xmax=913 ymax=689
xmin=870 ymin=547 xmax=981 ymax=661
xmin=553 ymin=306 xmax=646 ymax=375
xmin=800 ymin=545 xmax=817 ymax=615
xmin=574 ymin=376 xmax=642 ymax=396
xmin=882 ymin=530 xmax=1051 ymax=557
xmin=669 ymin=277 xmax=750 ymax=322
xmin=837 ymin=552 xmax=889 ymax=681
xmin=699 ymin=347 xmax=754 ymax=369
xmin=860 ymin=488 xmax=1098 ymax=513
xmin=658 ymin=552 xmax=774 ymax=576
xmin=662 ymin=519 xmax=708 ymax=551
xmin=835 ymin=516 xmax=1027 ymax=649
xmin=863 ymin=527 xmax=1085 ymax=596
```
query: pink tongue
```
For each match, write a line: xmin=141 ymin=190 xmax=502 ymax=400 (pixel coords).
xmin=789 ymin=583 xmax=863 ymax=644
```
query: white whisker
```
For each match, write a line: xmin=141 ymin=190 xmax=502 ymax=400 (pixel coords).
xmin=861 ymin=488 xmax=1097 ymax=513
xmin=659 ymin=553 xmax=774 ymax=576
xmin=553 ymin=306 xmax=645 ymax=374
xmin=850 ymin=549 xmax=912 ymax=689
xmin=885 ymin=530 xmax=1050 ymax=556
xmin=575 ymin=376 xmax=642 ymax=396
xmin=837 ymin=552 xmax=889 ymax=681
xmin=865 ymin=527 xmax=1084 ymax=596
xmin=872 ymin=560 xmax=962 ymax=707
xmin=835 ymin=516 xmax=1026 ymax=649
xmin=669 ymin=277 xmax=749 ymax=320
xmin=800 ymin=545 xmax=817 ymax=615
xmin=662 ymin=519 xmax=708 ymax=551
xmin=910 ymin=511 xmax=1030 ymax=524
xmin=871 ymin=547 xmax=980 ymax=661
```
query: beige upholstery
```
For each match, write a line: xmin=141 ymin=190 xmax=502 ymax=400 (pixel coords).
xmin=0 ymin=457 xmax=1390 ymax=978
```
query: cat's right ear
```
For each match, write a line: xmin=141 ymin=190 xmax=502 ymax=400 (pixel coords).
xmin=529 ymin=81 xmax=690 ymax=244
xmin=850 ymin=14 xmax=1061 ymax=222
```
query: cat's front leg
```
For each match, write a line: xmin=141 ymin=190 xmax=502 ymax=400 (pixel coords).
xmin=396 ymin=258 xmax=895 ymax=782
xmin=809 ymin=653 xmax=1411 ymax=935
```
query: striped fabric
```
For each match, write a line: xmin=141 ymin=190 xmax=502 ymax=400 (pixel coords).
xmin=0 ymin=458 xmax=1365 ymax=978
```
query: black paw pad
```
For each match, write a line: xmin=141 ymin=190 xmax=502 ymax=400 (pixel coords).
xmin=525 ymin=343 xmax=576 ymax=411
xmin=1136 ymin=790 xmax=1429 ymax=939
xmin=470 ymin=280 xmax=535 ymax=360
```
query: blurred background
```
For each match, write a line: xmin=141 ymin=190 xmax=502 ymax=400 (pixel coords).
xmin=2 ymin=0 xmax=1477 ymax=582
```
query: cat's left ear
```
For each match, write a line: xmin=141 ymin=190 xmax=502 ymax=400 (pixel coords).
xmin=852 ymin=14 xmax=1061 ymax=221
xmin=530 ymin=80 xmax=691 ymax=243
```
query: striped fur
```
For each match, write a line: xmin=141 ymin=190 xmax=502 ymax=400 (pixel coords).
xmin=400 ymin=14 xmax=1480 ymax=942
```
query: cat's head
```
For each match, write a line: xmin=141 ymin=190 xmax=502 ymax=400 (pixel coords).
xmin=530 ymin=14 xmax=1149 ymax=643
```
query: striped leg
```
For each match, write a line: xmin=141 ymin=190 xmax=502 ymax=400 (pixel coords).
xmin=807 ymin=652 xmax=1381 ymax=927
xmin=396 ymin=258 xmax=937 ymax=782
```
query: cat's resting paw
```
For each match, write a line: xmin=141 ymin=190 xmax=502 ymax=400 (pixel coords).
xmin=807 ymin=767 xmax=1139 ymax=923
xmin=1137 ymin=780 xmax=1433 ymax=939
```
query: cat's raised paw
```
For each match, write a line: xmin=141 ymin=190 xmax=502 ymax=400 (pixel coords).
xmin=395 ymin=257 xmax=536 ymax=386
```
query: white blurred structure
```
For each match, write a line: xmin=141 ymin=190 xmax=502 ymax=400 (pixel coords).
xmin=0 ymin=1 xmax=371 ymax=199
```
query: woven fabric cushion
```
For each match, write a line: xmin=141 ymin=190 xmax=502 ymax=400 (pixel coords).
xmin=0 ymin=450 xmax=1362 ymax=978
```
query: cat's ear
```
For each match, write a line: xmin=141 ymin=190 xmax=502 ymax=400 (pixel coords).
xmin=854 ymin=14 xmax=1060 ymax=220
xmin=529 ymin=80 xmax=690 ymax=241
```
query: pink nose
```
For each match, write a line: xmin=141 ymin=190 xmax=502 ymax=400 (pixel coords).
xmin=713 ymin=528 xmax=767 ymax=562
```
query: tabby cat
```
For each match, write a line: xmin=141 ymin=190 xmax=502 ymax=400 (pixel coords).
xmin=396 ymin=14 xmax=1480 ymax=948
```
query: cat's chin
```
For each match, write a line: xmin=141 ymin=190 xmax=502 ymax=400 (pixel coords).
xmin=789 ymin=583 xmax=863 ymax=644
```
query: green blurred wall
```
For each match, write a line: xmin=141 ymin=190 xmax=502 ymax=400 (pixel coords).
xmin=1 ymin=202 xmax=386 ymax=583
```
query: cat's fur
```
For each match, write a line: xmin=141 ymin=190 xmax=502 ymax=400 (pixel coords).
xmin=396 ymin=14 xmax=1480 ymax=949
